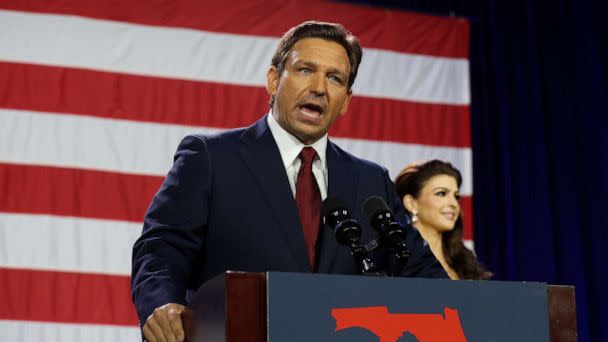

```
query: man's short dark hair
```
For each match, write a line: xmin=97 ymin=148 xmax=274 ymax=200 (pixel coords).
xmin=269 ymin=21 xmax=363 ymax=108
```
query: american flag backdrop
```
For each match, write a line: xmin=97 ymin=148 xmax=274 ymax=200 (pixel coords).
xmin=0 ymin=1 xmax=471 ymax=340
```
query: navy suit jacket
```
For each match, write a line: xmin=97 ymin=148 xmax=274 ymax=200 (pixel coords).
xmin=131 ymin=115 xmax=445 ymax=324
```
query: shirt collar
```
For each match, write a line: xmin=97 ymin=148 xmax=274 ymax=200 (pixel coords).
xmin=267 ymin=111 xmax=327 ymax=169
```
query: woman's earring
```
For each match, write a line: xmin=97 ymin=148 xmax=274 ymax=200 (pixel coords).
xmin=412 ymin=211 xmax=418 ymax=223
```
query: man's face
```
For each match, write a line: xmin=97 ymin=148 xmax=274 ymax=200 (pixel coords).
xmin=267 ymin=38 xmax=353 ymax=145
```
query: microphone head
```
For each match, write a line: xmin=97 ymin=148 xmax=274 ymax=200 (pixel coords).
xmin=362 ymin=196 xmax=392 ymax=219
xmin=321 ymin=197 xmax=361 ymax=245
xmin=321 ymin=197 xmax=349 ymax=218
xmin=362 ymin=197 xmax=411 ymax=273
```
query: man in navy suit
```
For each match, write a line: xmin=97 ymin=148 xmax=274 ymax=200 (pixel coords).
xmin=131 ymin=21 xmax=446 ymax=342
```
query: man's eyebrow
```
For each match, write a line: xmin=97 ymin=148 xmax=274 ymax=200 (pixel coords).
xmin=294 ymin=60 xmax=348 ymax=77
xmin=328 ymin=68 xmax=348 ymax=78
xmin=293 ymin=60 xmax=316 ymax=67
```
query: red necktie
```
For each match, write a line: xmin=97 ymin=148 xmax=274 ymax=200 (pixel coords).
xmin=295 ymin=147 xmax=321 ymax=270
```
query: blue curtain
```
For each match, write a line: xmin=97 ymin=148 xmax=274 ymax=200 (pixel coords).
xmin=469 ymin=2 xmax=607 ymax=341
xmin=346 ymin=1 xmax=607 ymax=340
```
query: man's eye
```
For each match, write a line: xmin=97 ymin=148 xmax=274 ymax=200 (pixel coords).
xmin=299 ymin=67 xmax=311 ymax=74
xmin=328 ymin=75 xmax=343 ymax=84
xmin=436 ymin=191 xmax=446 ymax=197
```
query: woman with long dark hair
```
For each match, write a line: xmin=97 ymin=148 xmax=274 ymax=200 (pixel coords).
xmin=395 ymin=160 xmax=491 ymax=280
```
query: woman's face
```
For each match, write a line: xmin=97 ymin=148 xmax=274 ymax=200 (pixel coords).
xmin=409 ymin=174 xmax=461 ymax=233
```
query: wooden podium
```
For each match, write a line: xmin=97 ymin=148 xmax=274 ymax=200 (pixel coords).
xmin=182 ymin=272 xmax=576 ymax=342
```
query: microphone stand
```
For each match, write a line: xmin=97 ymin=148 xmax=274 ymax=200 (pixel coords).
xmin=333 ymin=219 xmax=384 ymax=276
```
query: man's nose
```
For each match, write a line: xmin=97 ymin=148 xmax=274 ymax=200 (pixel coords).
xmin=309 ymin=73 xmax=327 ymax=95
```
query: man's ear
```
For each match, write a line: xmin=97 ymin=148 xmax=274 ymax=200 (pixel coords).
xmin=266 ymin=66 xmax=279 ymax=96
xmin=339 ymin=90 xmax=353 ymax=116
xmin=402 ymin=194 xmax=418 ymax=214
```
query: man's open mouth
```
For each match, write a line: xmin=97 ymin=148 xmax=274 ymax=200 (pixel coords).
xmin=299 ymin=103 xmax=324 ymax=117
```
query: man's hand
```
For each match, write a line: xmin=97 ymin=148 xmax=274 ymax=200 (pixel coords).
xmin=143 ymin=303 xmax=186 ymax=342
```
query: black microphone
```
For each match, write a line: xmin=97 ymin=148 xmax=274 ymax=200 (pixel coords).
xmin=362 ymin=196 xmax=411 ymax=276
xmin=321 ymin=197 xmax=381 ymax=275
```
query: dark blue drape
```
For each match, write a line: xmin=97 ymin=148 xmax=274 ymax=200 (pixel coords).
xmin=471 ymin=1 xmax=608 ymax=341
xmin=469 ymin=2 xmax=607 ymax=341
xmin=346 ymin=1 xmax=607 ymax=340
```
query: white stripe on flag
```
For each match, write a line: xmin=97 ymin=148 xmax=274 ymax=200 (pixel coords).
xmin=0 ymin=109 xmax=473 ymax=195
xmin=356 ymin=49 xmax=470 ymax=104
xmin=0 ymin=213 xmax=140 ymax=275
xmin=0 ymin=108 xmax=209 ymax=176
xmin=333 ymin=137 xmax=473 ymax=194
xmin=0 ymin=9 xmax=469 ymax=105
xmin=0 ymin=321 xmax=140 ymax=342
xmin=0 ymin=213 xmax=475 ymax=276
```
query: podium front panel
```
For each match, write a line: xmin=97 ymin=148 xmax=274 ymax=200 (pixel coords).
xmin=267 ymin=272 xmax=550 ymax=342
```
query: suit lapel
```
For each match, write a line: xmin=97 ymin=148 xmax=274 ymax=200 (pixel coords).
xmin=317 ymin=141 xmax=359 ymax=273
xmin=239 ymin=116 xmax=310 ymax=272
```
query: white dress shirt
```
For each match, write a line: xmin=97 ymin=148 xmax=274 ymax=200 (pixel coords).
xmin=267 ymin=112 xmax=328 ymax=200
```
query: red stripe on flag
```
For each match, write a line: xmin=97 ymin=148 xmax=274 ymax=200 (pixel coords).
xmin=0 ymin=267 xmax=138 ymax=326
xmin=0 ymin=62 xmax=470 ymax=147
xmin=0 ymin=163 xmax=162 ymax=223
xmin=0 ymin=1 xmax=469 ymax=58
xmin=342 ymin=97 xmax=470 ymax=147
xmin=460 ymin=196 xmax=473 ymax=240
xmin=0 ymin=163 xmax=474 ymax=238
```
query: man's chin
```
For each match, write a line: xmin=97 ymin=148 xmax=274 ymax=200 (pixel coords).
xmin=293 ymin=130 xmax=324 ymax=145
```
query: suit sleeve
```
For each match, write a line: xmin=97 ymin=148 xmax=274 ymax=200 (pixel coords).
xmin=382 ymin=169 xmax=448 ymax=278
xmin=131 ymin=135 xmax=212 ymax=325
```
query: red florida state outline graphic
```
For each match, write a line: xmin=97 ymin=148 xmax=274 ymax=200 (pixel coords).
xmin=331 ymin=306 xmax=468 ymax=342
